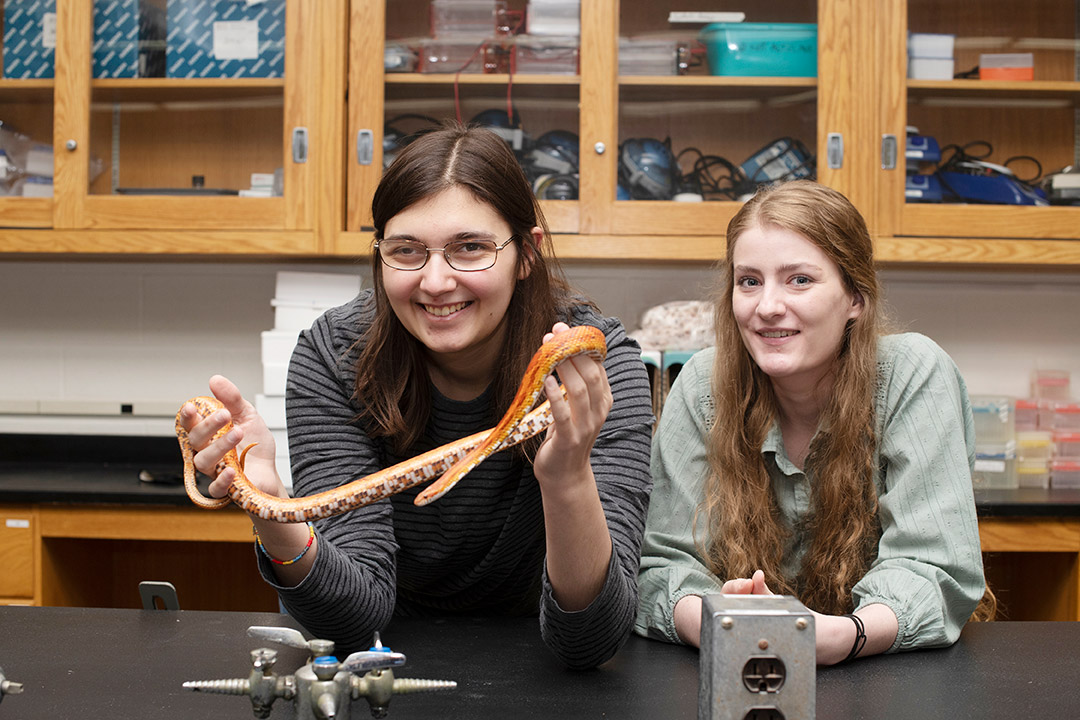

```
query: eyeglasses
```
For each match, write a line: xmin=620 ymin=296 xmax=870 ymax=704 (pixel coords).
xmin=375 ymin=236 xmax=517 ymax=272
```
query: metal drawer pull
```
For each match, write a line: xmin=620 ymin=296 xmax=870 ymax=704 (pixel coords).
xmin=826 ymin=132 xmax=844 ymax=169
xmin=292 ymin=127 xmax=309 ymax=164
xmin=357 ymin=129 xmax=374 ymax=165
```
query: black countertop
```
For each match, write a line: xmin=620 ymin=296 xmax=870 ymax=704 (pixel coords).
xmin=0 ymin=433 xmax=198 ymax=506
xmin=0 ymin=606 xmax=1078 ymax=720
xmin=4 ymin=433 xmax=1080 ymax=517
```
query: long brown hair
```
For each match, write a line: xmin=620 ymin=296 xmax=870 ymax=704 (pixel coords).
xmin=355 ymin=122 xmax=576 ymax=454
xmin=701 ymin=180 xmax=883 ymax=614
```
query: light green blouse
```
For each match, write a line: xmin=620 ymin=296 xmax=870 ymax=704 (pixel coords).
xmin=635 ymin=333 xmax=985 ymax=653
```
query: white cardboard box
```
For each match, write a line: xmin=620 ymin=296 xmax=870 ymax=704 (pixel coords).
xmin=908 ymin=32 xmax=954 ymax=59
xmin=261 ymin=329 xmax=300 ymax=366
xmin=275 ymin=271 xmax=362 ymax=305
xmin=908 ymin=57 xmax=954 ymax=80
xmin=271 ymin=299 xmax=331 ymax=331
xmin=263 ymin=362 xmax=288 ymax=396
xmin=255 ymin=393 xmax=286 ymax=429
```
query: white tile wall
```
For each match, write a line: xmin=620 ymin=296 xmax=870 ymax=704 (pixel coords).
xmin=0 ymin=260 xmax=1077 ymax=435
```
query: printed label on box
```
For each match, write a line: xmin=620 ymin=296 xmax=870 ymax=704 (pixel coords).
xmin=167 ymin=0 xmax=286 ymax=78
xmin=42 ymin=11 xmax=57 ymax=48
xmin=213 ymin=20 xmax=259 ymax=60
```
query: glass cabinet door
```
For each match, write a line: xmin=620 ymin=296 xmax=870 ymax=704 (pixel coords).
xmin=48 ymin=0 xmax=327 ymax=240
xmin=881 ymin=0 xmax=1080 ymax=246
xmin=345 ymin=0 xmax=582 ymax=240
xmin=604 ymin=0 xmax=821 ymax=239
xmin=0 ymin=0 xmax=56 ymax=228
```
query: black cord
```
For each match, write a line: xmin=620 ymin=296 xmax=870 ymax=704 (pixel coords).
xmin=676 ymin=147 xmax=752 ymax=200
xmin=841 ymin=613 xmax=867 ymax=664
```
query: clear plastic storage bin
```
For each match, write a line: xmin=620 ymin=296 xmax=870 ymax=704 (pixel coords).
xmin=513 ymin=35 xmax=579 ymax=74
xmin=1051 ymin=460 xmax=1080 ymax=489
xmin=417 ymin=39 xmax=491 ymax=73
xmin=619 ymin=38 xmax=681 ymax=76
xmin=971 ymin=396 xmax=1015 ymax=445
xmin=1016 ymin=430 xmax=1054 ymax=461
xmin=431 ymin=0 xmax=503 ymax=38
xmin=1014 ymin=398 xmax=1040 ymax=432
xmin=1054 ymin=432 xmax=1080 ymax=459
xmin=973 ymin=443 xmax=1018 ymax=489
xmin=1052 ymin=403 xmax=1080 ymax=431
xmin=527 ymin=0 xmax=580 ymax=36
xmin=699 ymin=22 xmax=817 ymax=77
xmin=1017 ymin=459 xmax=1051 ymax=489
xmin=1032 ymin=369 xmax=1071 ymax=402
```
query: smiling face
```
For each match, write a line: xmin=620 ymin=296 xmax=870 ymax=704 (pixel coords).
xmin=381 ymin=185 xmax=531 ymax=379
xmin=730 ymin=223 xmax=863 ymax=395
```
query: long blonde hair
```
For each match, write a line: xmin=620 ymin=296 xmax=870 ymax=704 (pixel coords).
xmin=700 ymin=180 xmax=882 ymax=614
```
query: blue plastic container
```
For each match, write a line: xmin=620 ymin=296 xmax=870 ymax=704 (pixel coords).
xmin=699 ymin=22 xmax=817 ymax=77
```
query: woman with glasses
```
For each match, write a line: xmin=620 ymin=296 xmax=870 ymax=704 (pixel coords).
xmin=178 ymin=123 xmax=654 ymax=669
xmin=634 ymin=181 xmax=990 ymax=664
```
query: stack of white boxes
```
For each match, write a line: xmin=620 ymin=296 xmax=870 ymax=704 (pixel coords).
xmin=907 ymin=32 xmax=955 ymax=80
xmin=256 ymin=271 xmax=362 ymax=490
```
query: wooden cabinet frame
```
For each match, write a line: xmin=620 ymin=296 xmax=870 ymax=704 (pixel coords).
xmin=3 ymin=0 xmax=1080 ymax=263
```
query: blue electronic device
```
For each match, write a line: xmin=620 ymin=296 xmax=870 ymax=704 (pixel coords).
xmin=938 ymin=171 xmax=1049 ymax=206
xmin=905 ymin=174 xmax=943 ymax=203
xmin=906 ymin=134 xmax=941 ymax=172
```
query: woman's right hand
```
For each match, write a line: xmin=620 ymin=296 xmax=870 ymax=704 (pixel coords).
xmin=178 ymin=374 xmax=287 ymax=502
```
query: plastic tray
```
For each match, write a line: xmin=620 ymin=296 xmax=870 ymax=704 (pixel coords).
xmin=699 ymin=22 xmax=817 ymax=77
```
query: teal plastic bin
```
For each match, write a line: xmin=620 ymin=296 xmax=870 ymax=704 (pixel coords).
xmin=699 ymin=23 xmax=817 ymax=77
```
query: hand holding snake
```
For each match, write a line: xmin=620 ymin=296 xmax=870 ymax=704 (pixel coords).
xmin=176 ymin=325 xmax=608 ymax=522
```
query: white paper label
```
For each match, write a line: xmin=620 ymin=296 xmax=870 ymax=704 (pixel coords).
xmin=213 ymin=20 xmax=259 ymax=60
xmin=5 ymin=518 xmax=30 ymax=529
xmin=974 ymin=459 xmax=1006 ymax=473
xmin=42 ymin=12 xmax=57 ymax=49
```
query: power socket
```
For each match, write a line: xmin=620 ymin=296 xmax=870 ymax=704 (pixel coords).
xmin=699 ymin=594 xmax=815 ymax=720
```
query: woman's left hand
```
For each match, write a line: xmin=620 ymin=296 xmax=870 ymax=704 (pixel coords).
xmin=532 ymin=322 xmax=613 ymax=493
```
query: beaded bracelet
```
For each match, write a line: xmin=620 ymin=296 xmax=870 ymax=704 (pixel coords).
xmin=253 ymin=521 xmax=315 ymax=566
xmin=841 ymin=613 xmax=867 ymax=664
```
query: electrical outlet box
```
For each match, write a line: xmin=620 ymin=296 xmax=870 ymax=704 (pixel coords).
xmin=699 ymin=594 xmax=815 ymax=720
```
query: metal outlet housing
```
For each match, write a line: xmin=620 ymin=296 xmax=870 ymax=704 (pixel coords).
xmin=699 ymin=594 xmax=815 ymax=720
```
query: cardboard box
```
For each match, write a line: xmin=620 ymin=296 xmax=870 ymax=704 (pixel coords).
xmin=2 ymin=0 xmax=146 ymax=78
xmin=3 ymin=0 xmax=57 ymax=79
xmin=166 ymin=0 xmax=286 ymax=78
xmin=93 ymin=0 xmax=140 ymax=78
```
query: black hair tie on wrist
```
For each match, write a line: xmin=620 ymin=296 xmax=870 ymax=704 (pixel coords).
xmin=841 ymin=613 xmax=867 ymax=664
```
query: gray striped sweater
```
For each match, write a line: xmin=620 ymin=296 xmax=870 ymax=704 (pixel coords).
xmin=259 ymin=289 xmax=654 ymax=669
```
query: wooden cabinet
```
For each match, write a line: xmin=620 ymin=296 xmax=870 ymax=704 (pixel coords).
xmin=2 ymin=0 xmax=1080 ymax=261
xmin=0 ymin=506 xmax=35 ymax=603
xmin=0 ymin=503 xmax=278 ymax=611
xmin=873 ymin=0 xmax=1080 ymax=265
xmin=0 ymin=0 xmax=345 ymax=254
xmin=339 ymin=0 xmax=880 ymax=261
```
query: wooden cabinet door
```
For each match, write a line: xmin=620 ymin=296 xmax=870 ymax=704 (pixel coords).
xmin=45 ymin=0 xmax=339 ymax=250
xmin=341 ymin=0 xmax=584 ymax=256
xmin=0 ymin=508 xmax=35 ymax=601
xmin=873 ymin=0 xmax=1080 ymax=265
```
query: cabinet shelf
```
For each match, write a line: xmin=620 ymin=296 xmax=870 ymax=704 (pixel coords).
xmin=0 ymin=79 xmax=53 ymax=101
xmin=909 ymin=79 xmax=1080 ymax=103
xmin=89 ymin=78 xmax=285 ymax=104
xmin=620 ymin=76 xmax=816 ymax=88
xmin=386 ymin=73 xmax=580 ymax=86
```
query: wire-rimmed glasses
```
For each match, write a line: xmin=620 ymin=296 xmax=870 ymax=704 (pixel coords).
xmin=375 ymin=236 xmax=517 ymax=272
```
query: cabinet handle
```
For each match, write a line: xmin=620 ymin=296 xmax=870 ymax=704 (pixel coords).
xmin=356 ymin=130 xmax=374 ymax=165
xmin=594 ymin=142 xmax=606 ymax=155
xmin=65 ymin=139 xmax=77 ymax=151
xmin=881 ymin=134 xmax=898 ymax=170
xmin=292 ymin=127 xmax=309 ymax=164
xmin=826 ymin=133 xmax=843 ymax=169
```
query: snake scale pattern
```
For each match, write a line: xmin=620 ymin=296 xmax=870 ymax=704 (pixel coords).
xmin=175 ymin=325 xmax=607 ymax=522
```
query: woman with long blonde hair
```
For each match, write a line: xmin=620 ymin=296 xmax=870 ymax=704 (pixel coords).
xmin=635 ymin=180 xmax=987 ymax=664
